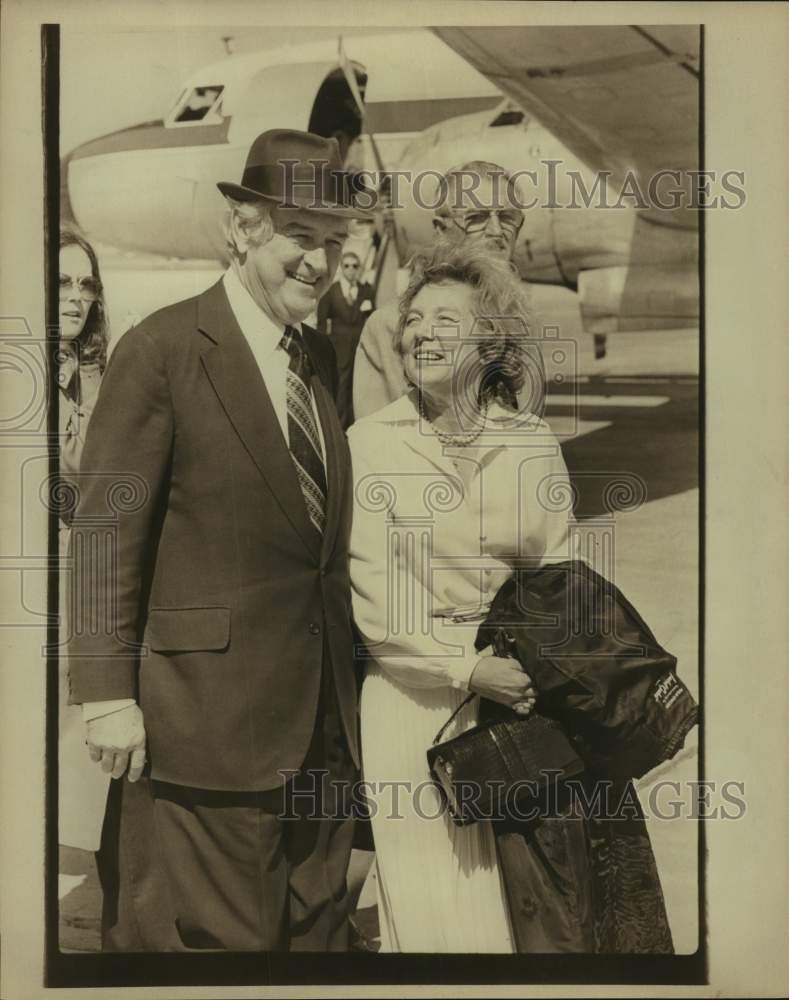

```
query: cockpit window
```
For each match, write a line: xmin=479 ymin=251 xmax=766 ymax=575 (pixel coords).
xmin=169 ymin=85 xmax=225 ymax=125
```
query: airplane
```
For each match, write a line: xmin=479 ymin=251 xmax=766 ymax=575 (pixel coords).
xmin=62 ymin=26 xmax=701 ymax=354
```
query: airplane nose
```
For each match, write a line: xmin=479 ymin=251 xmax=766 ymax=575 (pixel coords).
xmin=63 ymin=120 xmax=239 ymax=259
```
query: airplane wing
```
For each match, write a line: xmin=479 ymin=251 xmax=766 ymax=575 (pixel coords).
xmin=432 ymin=25 xmax=699 ymax=213
xmin=433 ymin=26 xmax=700 ymax=338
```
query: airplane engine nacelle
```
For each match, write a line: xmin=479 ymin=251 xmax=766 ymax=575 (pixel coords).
xmin=577 ymin=263 xmax=700 ymax=335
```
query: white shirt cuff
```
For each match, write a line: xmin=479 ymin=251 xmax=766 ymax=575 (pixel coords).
xmin=445 ymin=637 xmax=489 ymax=692
xmin=82 ymin=698 xmax=136 ymax=722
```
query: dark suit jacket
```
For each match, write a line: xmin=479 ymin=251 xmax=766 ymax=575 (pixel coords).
xmin=316 ymin=280 xmax=375 ymax=428
xmin=67 ymin=279 xmax=360 ymax=792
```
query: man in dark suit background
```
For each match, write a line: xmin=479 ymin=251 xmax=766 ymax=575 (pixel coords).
xmin=67 ymin=130 xmax=367 ymax=951
xmin=317 ymin=250 xmax=375 ymax=428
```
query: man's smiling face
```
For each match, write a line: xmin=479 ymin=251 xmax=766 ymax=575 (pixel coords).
xmin=244 ymin=205 xmax=348 ymax=325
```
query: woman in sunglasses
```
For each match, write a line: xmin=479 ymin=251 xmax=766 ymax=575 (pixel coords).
xmin=58 ymin=228 xmax=109 ymax=494
xmin=57 ymin=228 xmax=112 ymax=862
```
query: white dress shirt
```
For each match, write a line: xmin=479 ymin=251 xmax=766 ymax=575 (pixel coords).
xmin=339 ymin=274 xmax=358 ymax=305
xmin=83 ymin=269 xmax=328 ymax=722
xmin=222 ymin=267 xmax=326 ymax=456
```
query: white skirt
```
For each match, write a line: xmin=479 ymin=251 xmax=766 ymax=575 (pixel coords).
xmin=360 ymin=662 xmax=514 ymax=953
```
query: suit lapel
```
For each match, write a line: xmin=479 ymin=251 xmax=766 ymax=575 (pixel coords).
xmin=350 ymin=284 xmax=364 ymax=322
xmin=355 ymin=283 xmax=369 ymax=319
xmin=197 ymin=281 xmax=321 ymax=560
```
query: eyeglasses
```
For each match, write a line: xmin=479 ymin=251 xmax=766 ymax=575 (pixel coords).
xmin=449 ymin=209 xmax=524 ymax=236
xmin=59 ymin=273 xmax=102 ymax=301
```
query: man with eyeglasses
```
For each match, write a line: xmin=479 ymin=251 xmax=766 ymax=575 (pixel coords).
xmin=317 ymin=250 xmax=375 ymax=428
xmin=352 ymin=160 xmax=544 ymax=421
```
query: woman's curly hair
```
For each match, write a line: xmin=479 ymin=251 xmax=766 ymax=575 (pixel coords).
xmin=59 ymin=228 xmax=110 ymax=371
xmin=396 ymin=242 xmax=545 ymax=414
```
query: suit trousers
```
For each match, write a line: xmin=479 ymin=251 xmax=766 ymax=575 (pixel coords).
xmin=96 ymin=657 xmax=357 ymax=951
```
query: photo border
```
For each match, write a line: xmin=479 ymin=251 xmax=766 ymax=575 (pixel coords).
xmin=41 ymin=18 xmax=707 ymax=990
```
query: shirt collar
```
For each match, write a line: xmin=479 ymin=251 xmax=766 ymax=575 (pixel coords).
xmin=223 ymin=268 xmax=300 ymax=358
xmin=370 ymin=391 xmax=547 ymax=464
xmin=339 ymin=275 xmax=357 ymax=300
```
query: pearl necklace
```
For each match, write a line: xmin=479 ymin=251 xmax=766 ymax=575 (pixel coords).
xmin=417 ymin=393 xmax=489 ymax=447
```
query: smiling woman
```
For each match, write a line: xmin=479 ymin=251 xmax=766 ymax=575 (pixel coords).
xmin=396 ymin=243 xmax=545 ymax=428
xmin=348 ymin=242 xmax=558 ymax=953
xmin=348 ymin=242 xmax=681 ymax=954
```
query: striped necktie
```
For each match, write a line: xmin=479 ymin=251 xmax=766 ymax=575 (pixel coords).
xmin=280 ymin=326 xmax=327 ymax=535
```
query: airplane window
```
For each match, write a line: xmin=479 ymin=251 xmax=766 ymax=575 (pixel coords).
xmin=490 ymin=109 xmax=526 ymax=128
xmin=172 ymin=85 xmax=225 ymax=124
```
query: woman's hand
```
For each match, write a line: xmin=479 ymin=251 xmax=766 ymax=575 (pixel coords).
xmin=468 ymin=654 xmax=537 ymax=716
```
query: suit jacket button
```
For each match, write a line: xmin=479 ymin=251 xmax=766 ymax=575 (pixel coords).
xmin=309 ymin=622 xmax=321 ymax=635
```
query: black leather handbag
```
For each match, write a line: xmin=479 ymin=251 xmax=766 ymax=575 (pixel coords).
xmin=426 ymin=630 xmax=585 ymax=826
xmin=427 ymin=699 xmax=586 ymax=826
xmin=427 ymin=562 xmax=698 ymax=826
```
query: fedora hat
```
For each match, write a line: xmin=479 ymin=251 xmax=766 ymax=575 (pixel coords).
xmin=217 ymin=129 xmax=372 ymax=218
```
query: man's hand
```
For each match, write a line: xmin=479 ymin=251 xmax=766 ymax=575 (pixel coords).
xmin=86 ymin=704 xmax=146 ymax=781
xmin=469 ymin=655 xmax=537 ymax=716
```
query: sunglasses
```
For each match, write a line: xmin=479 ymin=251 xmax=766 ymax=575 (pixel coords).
xmin=59 ymin=273 xmax=102 ymax=301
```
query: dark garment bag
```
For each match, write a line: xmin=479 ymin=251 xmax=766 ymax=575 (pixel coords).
xmin=475 ymin=561 xmax=697 ymax=953
xmin=476 ymin=560 xmax=698 ymax=782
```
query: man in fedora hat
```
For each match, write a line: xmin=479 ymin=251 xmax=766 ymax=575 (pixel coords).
xmin=67 ymin=130 xmax=368 ymax=951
